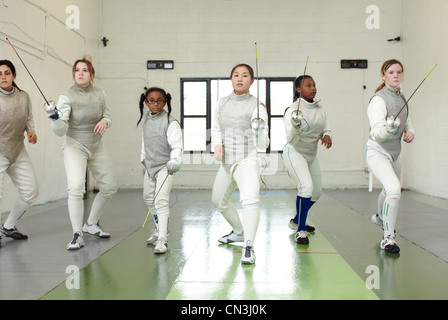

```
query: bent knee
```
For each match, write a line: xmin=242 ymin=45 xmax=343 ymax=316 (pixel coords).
xmin=21 ymin=188 xmax=39 ymax=203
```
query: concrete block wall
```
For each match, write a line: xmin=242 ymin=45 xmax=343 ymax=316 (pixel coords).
xmin=1 ymin=0 xmax=447 ymax=215
xmin=97 ymin=0 xmax=403 ymax=190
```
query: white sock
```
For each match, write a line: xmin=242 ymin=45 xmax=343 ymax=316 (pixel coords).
xmin=383 ymin=198 xmax=399 ymax=237
xmin=156 ymin=206 xmax=169 ymax=239
xmin=150 ymin=208 xmax=159 ymax=231
xmin=241 ymin=202 xmax=260 ymax=247
xmin=4 ymin=198 xmax=31 ymax=230
xmin=68 ymin=198 xmax=84 ymax=233
xmin=377 ymin=191 xmax=386 ymax=220
xmin=220 ymin=202 xmax=244 ymax=235
xmin=87 ymin=193 xmax=111 ymax=225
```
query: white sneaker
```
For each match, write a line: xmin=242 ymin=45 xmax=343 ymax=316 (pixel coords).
xmin=146 ymin=231 xmax=159 ymax=245
xmin=82 ymin=223 xmax=110 ymax=238
xmin=288 ymin=219 xmax=298 ymax=230
xmin=295 ymin=230 xmax=309 ymax=244
xmin=241 ymin=246 xmax=256 ymax=265
xmin=67 ymin=232 xmax=84 ymax=250
xmin=218 ymin=231 xmax=244 ymax=244
xmin=380 ymin=235 xmax=400 ymax=253
xmin=146 ymin=230 xmax=171 ymax=245
xmin=154 ymin=237 xmax=168 ymax=254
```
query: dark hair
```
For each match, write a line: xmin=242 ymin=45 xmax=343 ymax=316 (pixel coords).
xmin=0 ymin=59 xmax=22 ymax=91
xmin=375 ymin=59 xmax=404 ymax=93
xmin=137 ymin=87 xmax=172 ymax=126
xmin=230 ymin=63 xmax=254 ymax=80
xmin=293 ymin=75 xmax=313 ymax=102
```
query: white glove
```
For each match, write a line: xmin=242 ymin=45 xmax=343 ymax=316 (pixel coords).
xmin=43 ymin=100 xmax=59 ymax=120
xmin=251 ymin=118 xmax=266 ymax=137
xmin=385 ymin=116 xmax=400 ymax=134
xmin=290 ymin=109 xmax=304 ymax=129
xmin=166 ymin=158 xmax=181 ymax=175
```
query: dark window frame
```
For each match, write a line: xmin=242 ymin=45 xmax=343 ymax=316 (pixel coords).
xmin=180 ymin=77 xmax=295 ymax=154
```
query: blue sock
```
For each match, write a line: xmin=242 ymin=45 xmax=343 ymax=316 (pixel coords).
xmin=293 ymin=200 xmax=315 ymax=225
xmin=294 ymin=196 xmax=312 ymax=231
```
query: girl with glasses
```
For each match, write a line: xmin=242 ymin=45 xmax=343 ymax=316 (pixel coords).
xmin=138 ymin=87 xmax=183 ymax=254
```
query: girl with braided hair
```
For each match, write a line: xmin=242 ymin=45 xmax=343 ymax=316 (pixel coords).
xmin=138 ymin=87 xmax=183 ymax=254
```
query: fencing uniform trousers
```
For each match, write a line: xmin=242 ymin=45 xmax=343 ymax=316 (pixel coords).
xmin=283 ymin=147 xmax=322 ymax=227
xmin=143 ymin=168 xmax=173 ymax=240
xmin=282 ymin=147 xmax=322 ymax=200
xmin=212 ymin=161 xmax=260 ymax=247
xmin=0 ymin=149 xmax=38 ymax=229
xmin=366 ymin=148 xmax=401 ymax=237
xmin=63 ymin=141 xmax=117 ymax=233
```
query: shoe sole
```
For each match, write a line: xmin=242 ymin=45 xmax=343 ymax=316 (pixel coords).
xmin=67 ymin=244 xmax=84 ymax=251
xmin=84 ymin=231 xmax=110 ymax=239
xmin=296 ymin=238 xmax=309 ymax=245
xmin=154 ymin=247 xmax=167 ymax=254
xmin=1 ymin=230 xmax=28 ymax=240
xmin=289 ymin=222 xmax=315 ymax=233
xmin=381 ymin=243 xmax=400 ymax=253
xmin=218 ymin=238 xmax=244 ymax=244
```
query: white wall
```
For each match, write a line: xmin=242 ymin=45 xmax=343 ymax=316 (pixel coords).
xmin=97 ymin=0 xmax=403 ymax=190
xmin=1 ymin=0 xmax=446 ymax=215
xmin=400 ymin=0 xmax=448 ymax=199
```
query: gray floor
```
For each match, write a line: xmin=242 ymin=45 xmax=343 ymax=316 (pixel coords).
xmin=0 ymin=188 xmax=447 ymax=300
xmin=324 ymin=189 xmax=448 ymax=262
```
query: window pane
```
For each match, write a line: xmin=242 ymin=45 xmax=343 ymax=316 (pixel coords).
xmin=183 ymin=82 xmax=207 ymax=115
xmin=183 ymin=118 xmax=207 ymax=151
xmin=270 ymin=81 xmax=294 ymax=115
xmin=270 ymin=118 xmax=286 ymax=151
xmin=211 ymin=79 xmax=233 ymax=103
xmin=249 ymin=79 xmax=266 ymax=106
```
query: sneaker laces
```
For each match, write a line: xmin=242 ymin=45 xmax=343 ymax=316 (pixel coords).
xmin=71 ymin=233 xmax=80 ymax=244
xmin=384 ymin=234 xmax=397 ymax=245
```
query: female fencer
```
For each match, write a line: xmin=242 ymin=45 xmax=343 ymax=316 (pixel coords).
xmin=367 ymin=59 xmax=415 ymax=253
xmin=0 ymin=60 xmax=39 ymax=246
xmin=137 ymin=87 xmax=183 ymax=254
xmin=49 ymin=59 xmax=117 ymax=250
xmin=211 ymin=63 xmax=269 ymax=265
xmin=282 ymin=75 xmax=332 ymax=245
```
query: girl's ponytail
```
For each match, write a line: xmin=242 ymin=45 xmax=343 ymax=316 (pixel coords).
xmin=166 ymin=93 xmax=172 ymax=124
xmin=137 ymin=92 xmax=146 ymax=127
xmin=375 ymin=59 xmax=404 ymax=93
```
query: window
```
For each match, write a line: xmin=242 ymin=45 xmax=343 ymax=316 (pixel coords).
xmin=181 ymin=77 xmax=295 ymax=153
